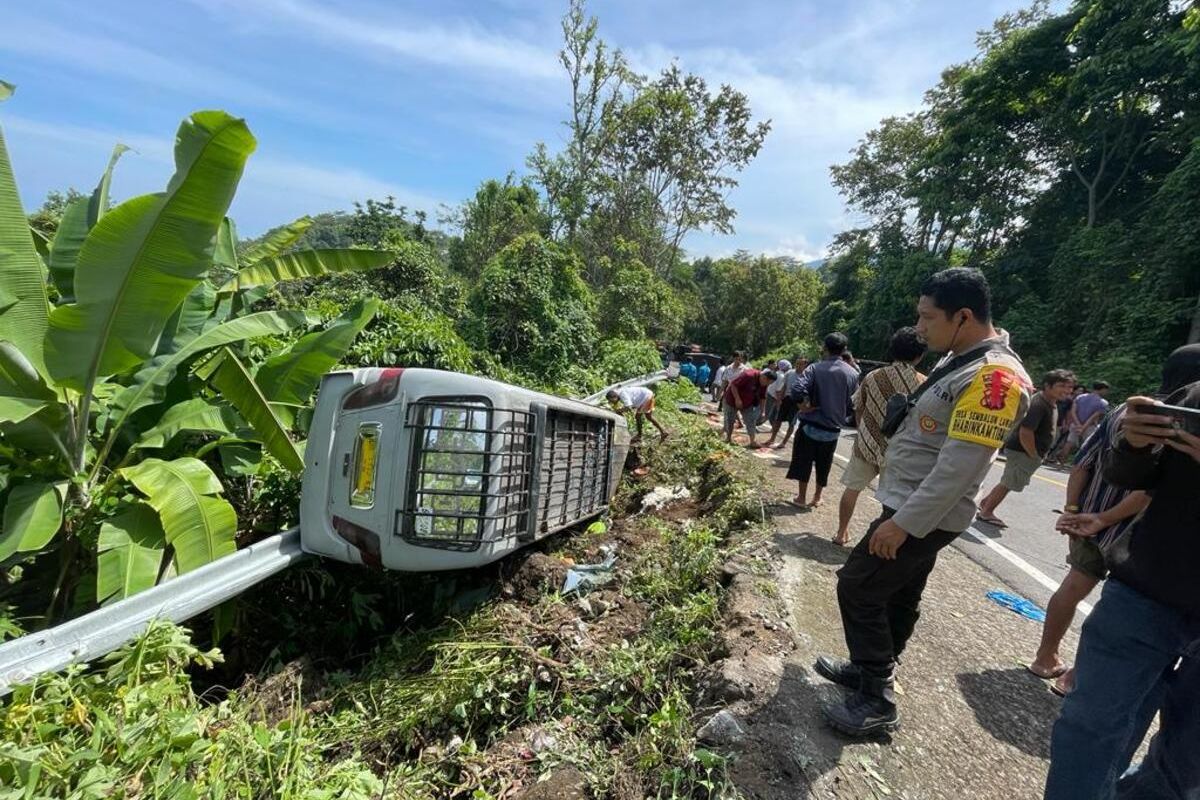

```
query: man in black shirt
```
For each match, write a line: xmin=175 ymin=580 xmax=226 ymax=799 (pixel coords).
xmin=1044 ymin=344 xmax=1200 ymax=800
xmin=977 ymin=370 xmax=1076 ymax=527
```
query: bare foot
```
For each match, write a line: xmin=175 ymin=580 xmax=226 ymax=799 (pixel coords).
xmin=808 ymin=498 xmax=824 ymax=509
xmin=789 ymin=497 xmax=808 ymax=508
xmin=832 ymin=533 xmax=850 ymax=546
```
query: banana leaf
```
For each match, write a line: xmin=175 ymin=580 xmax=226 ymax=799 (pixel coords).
xmin=96 ymin=503 xmax=167 ymax=604
xmin=256 ymin=297 xmax=379 ymax=404
xmin=134 ymin=397 xmax=241 ymax=450
xmin=46 ymin=111 xmax=256 ymax=389
xmin=0 ymin=481 xmax=65 ymax=561
xmin=239 ymin=216 xmax=313 ymax=265
xmin=86 ymin=144 xmax=130 ymax=227
xmin=46 ymin=198 xmax=89 ymax=303
xmin=219 ymin=248 xmax=392 ymax=292
xmin=0 ymin=88 xmax=52 ymax=378
xmin=100 ymin=310 xmax=309 ymax=458
xmin=120 ymin=457 xmax=236 ymax=575
xmin=209 ymin=347 xmax=304 ymax=473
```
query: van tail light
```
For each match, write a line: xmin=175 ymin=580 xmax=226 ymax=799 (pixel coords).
xmin=343 ymin=368 xmax=403 ymax=410
xmin=332 ymin=515 xmax=383 ymax=569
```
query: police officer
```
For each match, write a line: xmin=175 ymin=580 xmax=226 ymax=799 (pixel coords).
xmin=814 ymin=268 xmax=1032 ymax=736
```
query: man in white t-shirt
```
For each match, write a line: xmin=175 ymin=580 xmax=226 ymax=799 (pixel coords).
xmin=606 ymin=386 xmax=668 ymax=442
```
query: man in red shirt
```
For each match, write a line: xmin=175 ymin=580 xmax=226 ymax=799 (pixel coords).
xmin=724 ymin=368 xmax=776 ymax=448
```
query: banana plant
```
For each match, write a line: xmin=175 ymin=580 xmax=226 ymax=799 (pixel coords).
xmin=0 ymin=90 xmax=389 ymax=616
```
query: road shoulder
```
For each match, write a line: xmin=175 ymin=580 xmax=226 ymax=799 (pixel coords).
xmin=704 ymin=437 xmax=1072 ymax=799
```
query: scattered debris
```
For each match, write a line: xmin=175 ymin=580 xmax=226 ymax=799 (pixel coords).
xmin=561 ymin=544 xmax=618 ymax=595
xmin=986 ymin=590 xmax=1047 ymax=622
xmin=639 ymin=484 xmax=691 ymax=512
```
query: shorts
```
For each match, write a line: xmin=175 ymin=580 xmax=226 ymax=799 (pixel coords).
xmin=786 ymin=427 xmax=838 ymax=486
xmin=636 ymin=397 xmax=656 ymax=414
xmin=777 ymin=395 xmax=799 ymax=427
xmin=840 ymin=451 xmax=881 ymax=491
xmin=1066 ymin=534 xmax=1108 ymax=580
xmin=1000 ymin=450 xmax=1041 ymax=492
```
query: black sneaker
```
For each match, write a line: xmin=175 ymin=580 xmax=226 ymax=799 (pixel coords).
xmin=822 ymin=691 xmax=900 ymax=737
xmin=814 ymin=655 xmax=862 ymax=690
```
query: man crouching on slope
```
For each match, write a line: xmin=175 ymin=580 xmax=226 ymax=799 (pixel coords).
xmin=814 ymin=268 xmax=1032 ymax=736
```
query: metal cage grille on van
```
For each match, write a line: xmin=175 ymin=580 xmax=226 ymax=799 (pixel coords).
xmin=398 ymin=399 xmax=535 ymax=551
xmin=536 ymin=410 xmax=612 ymax=534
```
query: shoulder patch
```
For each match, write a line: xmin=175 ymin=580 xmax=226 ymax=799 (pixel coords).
xmin=948 ymin=365 xmax=1024 ymax=447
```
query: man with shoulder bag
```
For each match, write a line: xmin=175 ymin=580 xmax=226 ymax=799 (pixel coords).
xmin=813 ymin=268 xmax=1033 ymax=737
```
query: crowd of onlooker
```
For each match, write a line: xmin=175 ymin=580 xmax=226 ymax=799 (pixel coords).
xmin=658 ymin=266 xmax=1198 ymax=799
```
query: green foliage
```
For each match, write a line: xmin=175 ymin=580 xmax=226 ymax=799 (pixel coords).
xmin=0 ymin=105 xmax=386 ymax=622
xmin=448 ymin=176 xmax=547 ymax=278
xmin=597 ymin=247 xmax=686 ymax=341
xmin=472 ymin=233 xmax=598 ymax=382
xmin=344 ymin=301 xmax=477 ymax=372
xmin=26 ymin=188 xmax=86 ymax=241
xmin=688 ymin=254 xmax=823 ymax=356
xmin=1 ymin=413 xmax=757 ymax=798
xmin=821 ymin=0 xmax=1200 ymax=383
xmin=594 ymin=338 xmax=663 ymax=386
xmin=0 ymin=620 xmax=383 ymax=799
xmin=530 ymin=0 xmax=769 ymax=276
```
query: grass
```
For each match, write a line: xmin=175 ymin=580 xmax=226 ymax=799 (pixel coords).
xmin=0 ymin=379 xmax=763 ymax=799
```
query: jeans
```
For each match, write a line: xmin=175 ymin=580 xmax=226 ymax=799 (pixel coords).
xmin=1045 ymin=579 xmax=1200 ymax=800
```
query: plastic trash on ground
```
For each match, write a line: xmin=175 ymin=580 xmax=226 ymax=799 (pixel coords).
xmin=985 ymin=590 xmax=1047 ymax=622
xmin=640 ymin=485 xmax=691 ymax=513
xmin=562 ymin=543 xmax=618 ymax=595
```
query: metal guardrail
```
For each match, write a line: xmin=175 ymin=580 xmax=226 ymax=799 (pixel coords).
xmin=0 ymin=371 xmax=672 ymax=696
xmin=0 ymin=528 xmax=306 ymax=695
xmin=582 ymin=369 xmax=669 ymax=405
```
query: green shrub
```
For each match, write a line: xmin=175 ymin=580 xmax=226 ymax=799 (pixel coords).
xmin=471 ymin=233 xmax=598 ymax=383
xmin=595 ymin=338 xmax=663 ymax=385
xmin=345 ymin=301 xmax=476 ymax=372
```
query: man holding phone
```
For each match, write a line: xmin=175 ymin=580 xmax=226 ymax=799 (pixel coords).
xmin=1045 ymin=344 xmax=1200 ymax=800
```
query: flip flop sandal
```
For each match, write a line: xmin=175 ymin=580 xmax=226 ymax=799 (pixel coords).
xmin=976 ymin=513 xmax=1008 ymax=528
xmin=1027 ymin=664 xmax=1069 ymax=680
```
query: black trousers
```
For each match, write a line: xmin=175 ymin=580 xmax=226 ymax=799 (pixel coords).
xmin=836 ymin=509 xmax=960 ymax=677
xmin=786 ymin=427 xmax=837 ymax=486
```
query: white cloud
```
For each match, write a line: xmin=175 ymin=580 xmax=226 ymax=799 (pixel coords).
xmin=3 ymin=114 xmax=447 ymax=236
xmin=234 ymin=157 xmax=450 ymax=230
xmin=0 ymin=16 xmax=291 ymax=111
xmin=210 ymin=0 xmax=560 ymax=84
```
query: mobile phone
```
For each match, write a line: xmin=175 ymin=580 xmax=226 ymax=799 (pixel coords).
xmin=1130 ymin=401 xmax=1200 ymax=436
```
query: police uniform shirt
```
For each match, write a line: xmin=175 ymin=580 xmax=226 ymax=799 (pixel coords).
xmin=877 ymin=332 xmax=1032 ymax=538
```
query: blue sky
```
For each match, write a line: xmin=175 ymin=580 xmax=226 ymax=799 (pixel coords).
xmin=3 ymin=0 xmax=1041 ymax=260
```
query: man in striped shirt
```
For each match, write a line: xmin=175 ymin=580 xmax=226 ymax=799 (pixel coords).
xmin=833 ymin=328 xmax=927 ymax=545
xmin=1028 ymin=402 xmax=1149 ymax=694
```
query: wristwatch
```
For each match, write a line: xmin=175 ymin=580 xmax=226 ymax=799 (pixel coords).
xmin=1064 ymin=504 xmax=1081 ymax=513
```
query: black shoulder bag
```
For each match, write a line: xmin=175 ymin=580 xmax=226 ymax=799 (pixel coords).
xmin=879 ymin=343 xmax=1006 ymax=438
